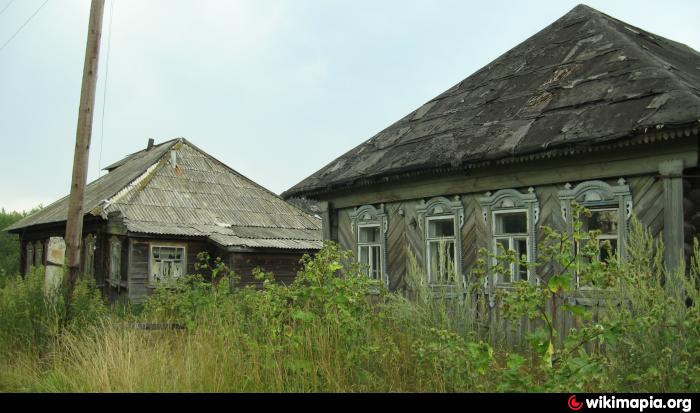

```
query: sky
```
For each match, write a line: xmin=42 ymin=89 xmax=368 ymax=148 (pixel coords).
xmin=0 ymin=0 xmax=698 ymax=212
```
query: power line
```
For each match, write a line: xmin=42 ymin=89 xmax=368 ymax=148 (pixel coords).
xmin=0 ymin=0 xmax=17 ymax=17
xmin=97 ymin=0 xmax=115 ymax=177
xmin=0 ymin=0 xmax=49 ymax=53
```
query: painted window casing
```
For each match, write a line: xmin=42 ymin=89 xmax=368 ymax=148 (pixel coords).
xmin=417 ymin=196 xmax=464 ymax=287
xmin=109 ymin=237 xmax=122 ymax=283
xmin=25 ymin=243 xmax=34 ymax=273
xmin=480 ymin=188 xmax=539 ymax=294
xmin=82 ymin=234 xmax=96 ymax=278
xmin=558 ymin=179 xmax=632 ymax=288
xmin=350 ymin=204 xmax=388 ymax=285
xmin=34 ymin=241 xmax=44 ymax=268
xmin=150 ymin=244 xmax=187 ymax=284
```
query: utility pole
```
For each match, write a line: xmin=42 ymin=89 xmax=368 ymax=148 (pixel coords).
xmin=65 ymin=0 xmax=105 ymax=312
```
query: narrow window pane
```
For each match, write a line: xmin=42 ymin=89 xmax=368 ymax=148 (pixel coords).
xmin=494 ymin=212 xmax=527 ymax=235
xmin=599 ymin=238 xmax=618 ymax=262
xmin=371 ymin=245 xmax=381 ymax=280
xmin=359 ymin=245 xmax=370 ymax=277
xmin=495 ymin=238 xmax=511 ymax=283
xmin=428 ymin=218 xmax=455 ymax=238
xmin=514 ymin=238 xmax=528 ymax=281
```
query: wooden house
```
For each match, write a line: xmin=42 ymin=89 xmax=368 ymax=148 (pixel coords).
xmin=283 ymin=5 xmax=700 ymax=297
xmin=7 ymin=138 xmax=322 ymax=303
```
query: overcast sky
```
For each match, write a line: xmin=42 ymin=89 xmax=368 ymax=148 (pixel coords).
xmin=0 ymin=0 xmax=698 ymax=212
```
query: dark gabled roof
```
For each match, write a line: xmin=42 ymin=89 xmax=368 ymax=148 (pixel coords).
xmin=284 ymin=4 xmax=700 ymax=199
xmin=8 ymin=139 xmax=322 ymax=251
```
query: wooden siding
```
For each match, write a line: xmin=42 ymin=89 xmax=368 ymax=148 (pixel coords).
xmin=332 ymin=173 xmax=676 ymax=289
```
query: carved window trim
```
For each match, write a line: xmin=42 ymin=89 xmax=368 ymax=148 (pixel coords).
xmin=149 ymin=243 xmax=188 ymax=285
xmin=25 ymin=242 xmax=34 ymax=274
xmin=34 ymin=240 xmax=44 ymax=268
xmin=350 ymin=204 xmax=388 ymax=285
xmin=558 ymin=179 xmax=633 ymax=287
xmin=417 ymin=196 xmax=465 ymax=288
xmin=479 ymin=188 xmax=540 ymax=300
xmin=109 ymin=236 xmax=122 ymax=285
xmin=82 ymin=234 xmax=96 ymax=278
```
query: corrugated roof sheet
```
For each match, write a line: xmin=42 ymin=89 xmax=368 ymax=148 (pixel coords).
xmin=8 ymin=139 xmax=322 ymax=251
xmin=284 ymin=4 xmax=700 ymax=198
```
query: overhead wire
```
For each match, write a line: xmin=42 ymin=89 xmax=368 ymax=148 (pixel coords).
xmin=0 ymin=0 xmax=49 ymax=53
xmin=97 ymin=0 xmax=116 ymax=177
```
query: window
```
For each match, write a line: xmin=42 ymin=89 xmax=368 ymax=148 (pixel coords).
xmin=579 ymin=207 xmax=619 ymax=261
xmin=83 ymin=234 xmax=96 ymax=278
xmin=26 ymin=243 xmax=34 ymax=273
xmin=417 ymin=196 xmax=465 ymax=287
xmin=559 ymin=179 xmax=632 ymax=288
xmin=150 ymin=245 xmax=186 ymax=283
xmin=358 ymin=225 xmax=382 ymax=280
xmin=493 ymin=210 xmax=529 ymax=283
xmin=351 ymin=204 xmax=387 ymax=283
xmin=479 ymin=189 xmax=539 ymax=299
xmin=34 ymin=241 xmax=44 ymax=268
xmin=426 ymin=216 xmax=457 ymax=284
xmin=109 ymin=237 xmax=121 ymax=283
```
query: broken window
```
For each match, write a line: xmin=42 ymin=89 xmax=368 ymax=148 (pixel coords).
xmin=109 ymin=237 xmax=121 ymax=284
xmin=358 ymin=225 xmax=382 ymax=281
xmin=150 ymin=245 xmax=186 ymax=283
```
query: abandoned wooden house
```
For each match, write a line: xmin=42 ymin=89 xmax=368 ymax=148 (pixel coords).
xmin=283 ymin=5 xmax=700 ymax=297
xmin=7 ymin=138 xmax=322 ymax=303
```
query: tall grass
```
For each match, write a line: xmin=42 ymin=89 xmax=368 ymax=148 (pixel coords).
xmin=0 ymin=223 xmax=698 ymax=393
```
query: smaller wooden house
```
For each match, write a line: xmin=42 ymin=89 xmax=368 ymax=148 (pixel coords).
xmin=7 ymin=138 xmax=322 ymax=303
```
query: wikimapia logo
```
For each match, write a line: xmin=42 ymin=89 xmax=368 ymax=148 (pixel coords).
xmin=567 ymin=395 xmax=693 ymax=412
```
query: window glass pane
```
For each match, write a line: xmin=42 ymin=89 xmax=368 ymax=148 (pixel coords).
xmin=428 ymin=218 xmax=455 ymax=238
xmin=495 ymin=238 xmax=511 ymax=283
xmin=35 ymin=242 xmax=43 ymax=268
xmin=494 ymin=212 xmax=527 ymax=235
xmin=359 ymin=226 xmax=380 ymax=243
xmin=429 ymin=240 xmax=455 ymax=283
xmin=151 ymin=246 xmax=185 ymax=282
xmin=514 ymin=238 xmax=528 ymax=281
xmin=359 ymin=245 xmax=369 ymax=276
xmin=599 ymin=238 xmax=618 ymax=262
xmin=371 ymin=245 xmax=381 ymax=280
xmin=583 ymin=209 xmax=618 ymax=235
xmin=26 ymin=244 xmax=34 ymax=271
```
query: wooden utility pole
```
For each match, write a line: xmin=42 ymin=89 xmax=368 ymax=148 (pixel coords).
xmin=65 ymin=0 xmax=105 ymax=310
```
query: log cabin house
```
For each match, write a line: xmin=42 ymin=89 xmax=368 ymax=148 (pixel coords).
xmin=7 ymin=138 xmax=322 ymax=303
xmin=283 ymin=5 xmax=700 ymax=301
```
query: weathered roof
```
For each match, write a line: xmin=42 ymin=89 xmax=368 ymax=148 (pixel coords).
xmin=284 ymin=4 xmax=700 ymax=198
xmin=8 ymin=139 xmax=322 ymax=251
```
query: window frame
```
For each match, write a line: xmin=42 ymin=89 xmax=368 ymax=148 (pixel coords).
xmin=558 ymin=179 xmax=632 ymax=289
xmin=417 ymin=196 xmax=465 ymax=289
xmin=491 ymin=208 xmax=531 ymax=285
xmin=25 ymin=242 xmax=34 ymax=273
xmin=109 ymin=236 xmax=122 ymax=285
xmin=34 ymin=241 xmax=44 ymax=268
xmin=350 ymin=204 xmax=388 ymax=286
xmin=357 ymin=223 xmax=383 ymax=281
xmin=425 ymin=214 xmax=459 ymax=285
xmin=149 ymin=243 xmax=188 ymax=285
